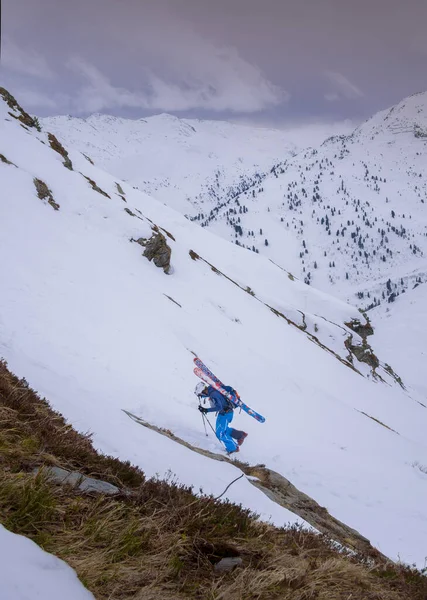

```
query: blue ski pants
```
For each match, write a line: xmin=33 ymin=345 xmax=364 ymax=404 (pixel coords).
xmin=216 ymin=412 xmax=245 ymax=453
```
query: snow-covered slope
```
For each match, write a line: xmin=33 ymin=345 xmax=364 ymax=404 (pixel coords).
xmin=0 ymin=525 xmax=94 ymax=600
xmin=199 ymin=91 xmax=427 ymax=302
xmin=42 ymin=112 xmax=297 ymax=213
xmin=370 ymin=281 xmax=427 ymax=399
xmin=2 ymin=89 xmax=427 ymax=567
xmin=42 ymin=93 xmax=427 ymax=310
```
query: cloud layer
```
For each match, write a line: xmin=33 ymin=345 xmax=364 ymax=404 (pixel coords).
xmin=2 ymin=0 xmax=427 ymax=121
xmin=66 ymin=47 xmax=287 ymax=114
xmin=3 ymin=38 xmax=54 ymax=80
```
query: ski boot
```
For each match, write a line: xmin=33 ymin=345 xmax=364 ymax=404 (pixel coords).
xmin=238 ymin=433 xmax=248 ymax=447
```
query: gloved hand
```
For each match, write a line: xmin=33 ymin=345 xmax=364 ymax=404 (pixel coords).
xmin=198 ymin=405 xmax=208 ymax=414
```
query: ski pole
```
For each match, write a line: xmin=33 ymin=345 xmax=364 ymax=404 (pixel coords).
xmin=201 ymin=411 xmax=208 ymax=436
xmin=201 ymin=406 xmax=227 ymax=452
xmin=204 ymin=413 xmax=217 ymax=437
xmin=197 ymin=394 xmax=209 ymax=436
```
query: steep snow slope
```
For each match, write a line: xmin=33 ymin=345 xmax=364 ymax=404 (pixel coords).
xmin=2 ymin=89 xmax=427 ymax=566
xmin=370 ymin=282 xmax=427 ymax=399
xmin=42 ymin=112 xmax=297 ymax=213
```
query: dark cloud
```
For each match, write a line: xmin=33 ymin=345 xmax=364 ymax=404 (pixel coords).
xmin=1 ymin=0 xmax=426 ymax=123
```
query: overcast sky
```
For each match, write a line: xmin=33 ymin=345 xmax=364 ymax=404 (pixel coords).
xmin=1 ymin=0 xmax=426 ymax=126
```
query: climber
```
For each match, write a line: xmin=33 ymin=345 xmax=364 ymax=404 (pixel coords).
xmin=195 ymin=382 xmax=247 ymax=454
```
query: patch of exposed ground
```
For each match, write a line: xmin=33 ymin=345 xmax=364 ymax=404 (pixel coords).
xmin=0 ymin=153 xmax=16 ymax=166
xmin=82 ymin=174 xmax=111 ymax=198
xmin=0 ymin=88 xmax=40 ymax=130
xmin=33 ymin=178 xmax=60 ymax=211
xmin=48 ymin=133 xmax=73 ymax=170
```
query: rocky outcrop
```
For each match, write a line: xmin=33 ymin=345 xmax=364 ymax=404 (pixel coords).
xmin=141 ymin=233 xmax=172 ymax=274
xmin=345 ymin=337 xmax=380 ymax=370
xmin=345 ymin=318 xmax=374 ymax=339
xmin=0 ymin=87 xmax=40 ymax=130
xmin=214 ymin=557 xmax=243 ymax=573
xmin=116 ymin=182 xmax=125 ymax=195
xmin=82 ymin=174 xmax=111 ymax=198
xmin=48 ymin=133 xmax=73 ymax=170
xmin=344 ymin=317 xmax=380 ymax=370
xmin=33 ymin=178 xmax=60 ymax=211
xmin=115 ymin=182 xmax=127 ymax=202
xmin=33 ymin=466 xmax=120 ymax=495
xmin=414 ymin=124 xmax=427 ymax=138
xmin=82 ymin=153 xmax=95 ymax=165
xmin=0 ymin=154 xmax=14 ymax=166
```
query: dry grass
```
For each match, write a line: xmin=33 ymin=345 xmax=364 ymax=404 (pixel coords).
xmin=1 ymin=359 xmax=426 ymax=599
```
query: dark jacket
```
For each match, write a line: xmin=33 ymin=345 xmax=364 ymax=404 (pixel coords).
xmin=203 ymin=385 xmax=234 ymax=415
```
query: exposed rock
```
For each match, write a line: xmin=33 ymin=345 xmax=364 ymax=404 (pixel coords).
xmin=345 ymin=318 xmax=374 ymax=339
xmin=34 ymin=466 xmax=120 ymax=495
xmin=125 ymin=208 xmax=137 ymax=217
xmin=115 ymin=181 xmax=127 ymax=202
xmin=82 ymin=174 xmax=111 ymax=198
xmin=164 ymin=294 xmax=182 ymax=308
xmin=214 ymin=557 xmax=243 ymax=573
xmin=384 ymin=363 xmax=405 ymax=389
xmin=189 ymin=249 xmax=200 ymax=261
xmin=0 ymin=87 xmax=40 ymax=130
xmin=0 ymin=154 xmax=14 ymax=166
xmin=414 ymin=124 xmax=427 ymax=138
xmin=143 ymin=233 xmax=172 ymax=274
xmin=82 ymin=153 xmax=95 ymax=165
xmin=48 ymin=133 xmax=73 ymax=170
xmin=345 ymin=337 xmax=379 ymax=370
xmin=159 ymin=227 xmax=176 ymax=241
xmin=357 ymin=410 xmax=399 ymax=434
xmin=33 ymin=178 xmax=60 ymax=211
xmin=344 ymin=319 xmax=379 ymax=371
xmin=116 ymin=182 xmax=125 ymax=195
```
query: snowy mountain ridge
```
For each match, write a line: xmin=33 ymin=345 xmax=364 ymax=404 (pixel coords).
xmin=2 ymin=87 xmax=427 ymax=570
xmin=198 ymin=91 xmax=427 ymax=304
xmin=42 ymin=111 xmax=298 ymax=214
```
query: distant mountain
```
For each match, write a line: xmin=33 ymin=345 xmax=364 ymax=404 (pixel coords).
xmin=195 ymin=91 xmax=427 ymax=305
xmin=43 ymin=93 xmax=427 ymax=309
xmin=3 ymin=87 xmax=427 ymax=567
xmin=42 ymin=112 xmax=298 ymax=213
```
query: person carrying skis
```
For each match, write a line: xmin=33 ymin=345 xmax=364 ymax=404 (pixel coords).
xmin=195 ymin=382 xmax=248 ymax=454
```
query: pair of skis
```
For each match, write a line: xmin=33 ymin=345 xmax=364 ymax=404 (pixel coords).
xmin=193 ymin=357 xmax=266 ymax=423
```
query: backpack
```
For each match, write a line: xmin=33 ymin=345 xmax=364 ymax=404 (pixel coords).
xmin=222 ymin=385 xmax=239 ymax=411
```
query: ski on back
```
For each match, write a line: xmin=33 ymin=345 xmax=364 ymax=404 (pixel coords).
xmin=193 ymin=357 xmax=223 ymax=387
xmin=193 ymin=366 xmax=266 ymax=423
